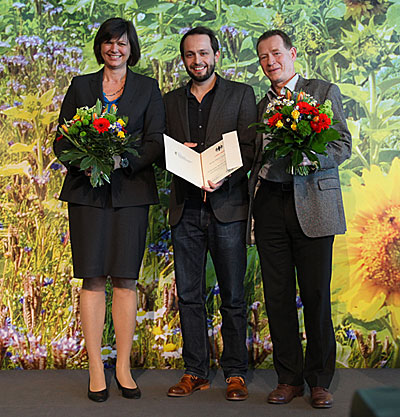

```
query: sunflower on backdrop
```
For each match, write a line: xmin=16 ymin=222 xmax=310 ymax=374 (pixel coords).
xmin=333 ymin=159 xmax=400 ymax=337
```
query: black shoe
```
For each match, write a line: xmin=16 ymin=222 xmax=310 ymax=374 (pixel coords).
xmin=115 ymin=375 xmax=141 ymax=399
xmin=88 ymin=380 xmax=108 ymax=402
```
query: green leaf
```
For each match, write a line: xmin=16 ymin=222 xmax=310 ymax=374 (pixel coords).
xmin=0 ymin=161 xmax=31 ymax=177
xmin=2 ymin=107 xmax=34 ymax=122
xmin=378 ymin=77 xmax=400 ymax=96
xmin=38 ymin=88 xmax=55 ymax=107
xmin=80 ymin=156 xmax=95 ymax=170
xmin=275 ymin=145 xmax=292 ymax=158
xmin=8 ymin=143 xmax=35 ymax=154
xmin=337 ymin=83 xmax=369 ymax=108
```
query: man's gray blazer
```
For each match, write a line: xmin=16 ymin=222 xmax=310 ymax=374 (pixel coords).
xmin=248 ymin=76 xmax=352 ymax=242
xmin=164 ymin=76 xmax=257 ymax=226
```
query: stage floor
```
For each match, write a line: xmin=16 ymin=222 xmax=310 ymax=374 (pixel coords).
xmin=0 ymin=368 xmax=399 ymax=417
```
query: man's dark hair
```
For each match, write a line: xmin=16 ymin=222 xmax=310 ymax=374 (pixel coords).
xmin=256 ymin=29 xmax=293 ymax=52
xmin=93 ymin=17 xmax=140 ymax=66
xmin=179 ymin=26 xmax=219 ymax=56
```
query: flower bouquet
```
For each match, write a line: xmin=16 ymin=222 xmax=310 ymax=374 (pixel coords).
xmin=252 ymin=91 xmax=341 ymax=175
xmin=57 ymin=99 xmax=138 ymax=187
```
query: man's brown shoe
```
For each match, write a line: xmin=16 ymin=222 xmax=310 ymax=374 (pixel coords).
xmin=267 ymin=384 xmax=304 ymax=404
xmin=167 ymin=374 xmax=210 ymax=397
xmin=311 ymin=387 xmax=333 ymax=408
xmin=226 ymin=377 xmax=248 ymax=401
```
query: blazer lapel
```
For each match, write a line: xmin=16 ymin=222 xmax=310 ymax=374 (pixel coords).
xmin=89 ymin=69 xmax=104 ymax=105
xmin=205 ymin=76 xmax=227 ymax=144
xmin=294 ymin=75 xmax=309 ymax=92
xmin=117 ymin=68 xmax=137 ymax=113
xmin=176 ymin=88 xmax=190 ymax=141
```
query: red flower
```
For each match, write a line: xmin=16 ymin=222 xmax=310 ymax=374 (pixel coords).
xmin=310 ymin=113 xmax=331 ymax=133
xmin=56 ymin=135 xmax=63 ymax=142
xmin=297 ymin=101 xmax=318 ymax=116
xmin=267 ymin=113 xmax=283 ymax=127
xmin=93 ymin=117 xmax=110 ymax=133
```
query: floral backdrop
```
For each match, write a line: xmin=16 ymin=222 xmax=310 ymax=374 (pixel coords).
xmin=1 ymin=0 xmax=400 ymax=370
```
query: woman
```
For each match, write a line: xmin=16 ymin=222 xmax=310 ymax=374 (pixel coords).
xmin=54 ymin=18 xmax=164 ymax=402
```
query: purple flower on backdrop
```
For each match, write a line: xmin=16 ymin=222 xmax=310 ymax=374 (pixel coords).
xmin=222 ymin=68 xmax=235 ymax=78
xmin=51 ymin=336 xmax=80 ymax=355
xmin=12 ymin=2 xmax=25 ymax=9
xmin=296 ymin=295 xmax=303 ymax=309
xmin=7 ymin=80 xmax=27 ymax=93
xmin=13 ymin=120 xmax=33 ymax=130
xmin=159 ymin=187 xmax=171 ymax=195
xmin=43 ymin=277 xmax=54 ymax=286
xmin=46 ymin=26 xmax=64 ymax=34
xmin=15 ymin=35 xmax=44 ymax=48
xmin=220 ymin=25 xmax=239 ymax=37
xmin=0 ymin=222 xmax=4 ymax=230
xmin=23 ymin=246 xmax=33 ymax=253
xmin=87 ymin=23 xmax=100 ymax=31
xmin=2 ymin=55 xmax=29 ymax=67
xmin=346 ymin=329 xmax=357 ymax=340
xmin=0 ymin=41 xmax=11 ymax=48
xmin=32 ymin=170 xmax=50 ymax=185
xmin=33 ymin=52 xmax=50 ymax=61
xmin=179 ymin=27 xmax=191 ymax=35
xmin=60 ymin=232 xmax=67 ymax=244
xmin=8 ymin=140 xmax=15 ymax=146
xmin=148 ymin=241 xmax=173 ymax=261
xmin=50 ymin=163 xmax=62 ymax=171
xmin=212 ymin=284 xmax=220 ymax=295
xmin=159 ymin=229 xmax=171 ymax=241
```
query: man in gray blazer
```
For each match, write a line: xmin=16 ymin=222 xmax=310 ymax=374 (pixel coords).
xmin=249 ymin=30 xmax=351 ymax=408
xmin=164 ymin=27 xmax=256 ymax=401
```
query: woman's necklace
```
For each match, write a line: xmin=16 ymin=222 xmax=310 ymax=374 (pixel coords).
xmin=104 ymin=85 xmax=124 ymax=97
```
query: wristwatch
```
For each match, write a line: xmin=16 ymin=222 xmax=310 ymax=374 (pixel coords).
xmin=120 ymin=157 xmax=129 ymax=168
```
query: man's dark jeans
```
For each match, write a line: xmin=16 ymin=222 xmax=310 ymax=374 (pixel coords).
xmin=171 ymin=200 xmax=248 ymax=379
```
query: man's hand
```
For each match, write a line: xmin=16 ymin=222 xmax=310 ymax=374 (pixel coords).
xmin=202 ymin=179 xmax=225 ymax=193
xmin=184 ymin=142 xmax=198 ymax=148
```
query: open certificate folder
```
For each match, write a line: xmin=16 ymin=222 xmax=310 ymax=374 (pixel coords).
xmin=164 ymin=131 xmax=243 ymax=188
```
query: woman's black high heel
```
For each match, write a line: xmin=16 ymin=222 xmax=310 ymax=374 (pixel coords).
xmin=115 ymin=374 xmax=141 ymax=399
xmin=88 ymin=379 xmax=108 ymax=402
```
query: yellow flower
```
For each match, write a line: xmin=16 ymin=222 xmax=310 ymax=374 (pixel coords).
xmin=117 ymin=118 xmax=125 ymax=127
xmin=163 ymin=343 xmax=177 ymax=352
xmin=73 ymin=114 xmax=80 ymax=120
xmin=291 ymin=110 xmax=300 ymax=120
xmin=291 ymin=123 xmax=297 ymax=131
xmin=61 ymin=124 xmax=68 ymax=133
xmin=117 ymin=130 xmax=125 ymax=138
xmin=276 ymin=120 xmax=283 ymax=128
xmin=333 ymin=159 xmax=400 ymax=336
xmin=152 ymin=326 xmax=163 ymax=336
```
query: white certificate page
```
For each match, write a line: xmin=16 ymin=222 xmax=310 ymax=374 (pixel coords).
xmin=164 ymin=134 xmax=203 ymax=188
xmin=164 ymin=131 xmax=243 ymax=188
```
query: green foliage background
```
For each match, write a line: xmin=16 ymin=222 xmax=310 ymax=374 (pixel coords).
xmin=1 ymin=0 xmax=400 ymax=370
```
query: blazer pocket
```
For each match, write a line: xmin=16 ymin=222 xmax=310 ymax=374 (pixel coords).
xmin=318 ymin=177 xmax=340 ymax=190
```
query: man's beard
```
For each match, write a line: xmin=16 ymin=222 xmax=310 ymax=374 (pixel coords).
xmin=185 ymin=62 xmax=216 ymax=82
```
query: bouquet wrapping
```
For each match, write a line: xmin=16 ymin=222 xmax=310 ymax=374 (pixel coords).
xmin=252 ymin=90 xmax=341 ymax=175
xmin=57 ymin=99 xmax=138 ymax=187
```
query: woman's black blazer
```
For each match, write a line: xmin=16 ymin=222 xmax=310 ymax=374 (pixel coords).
xmin=53 ymin=68 xmax=165 ymax=208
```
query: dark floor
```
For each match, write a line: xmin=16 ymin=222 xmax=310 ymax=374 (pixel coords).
xmin=0 ymin=368 xmax=399 ymax=417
